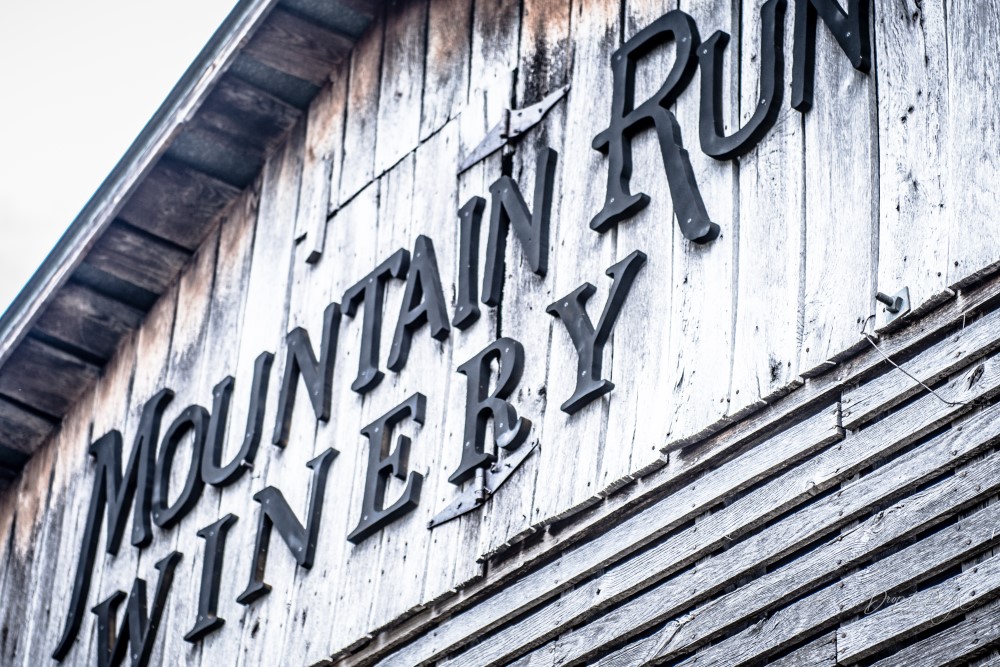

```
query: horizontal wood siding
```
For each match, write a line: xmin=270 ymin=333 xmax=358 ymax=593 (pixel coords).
xmin=5 ymin=0 xmax=1000 ymax=665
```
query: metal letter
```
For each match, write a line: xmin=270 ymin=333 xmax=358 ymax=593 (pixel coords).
xmin=547 ymin=251 xmax=647 ymax=414
xmin=453 ymin=197 xmax=486 ymax=330
xmin=388 ymin=237 xmax=450 ymax=372
xmin=343 ymin=249 xmax=410 ymax=394
xmin=348 ymin=393 xmax=426 ymax=543
xmin=201 ymin=351 xmax=273 ymax=487
xmin=591 ymin=10 xmax=719 ymax=244
xmin=273 ymin=302 xmax=342 ymax=446
xmin=184 ymin=514 xmax=238 ymax=643
xmin=792 ymin=0 xmax=871 ymax=111
xmin=449 ymin=338 xmax=532 ymax=485
xmin=236 ymin=448 xmax=338 ymax=605
xmin=90 ymin=551 xmax=181 ymax=667
xmin=482 ymin=148 xmax=558 ymax=306
xmin=54 ymin=388 xmax=173 ymax=661
xmin=699 ymin=0 xmax=786 ymax=160
xmin=152 ymin=405 xmax=209 ymax=529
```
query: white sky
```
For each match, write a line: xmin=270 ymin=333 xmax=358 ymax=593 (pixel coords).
xmin=0 ymin=0 xmax=239 ymax=316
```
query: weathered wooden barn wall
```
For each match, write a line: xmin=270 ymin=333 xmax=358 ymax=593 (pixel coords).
xmin=1 ymin=0 xmax=999 ymax=665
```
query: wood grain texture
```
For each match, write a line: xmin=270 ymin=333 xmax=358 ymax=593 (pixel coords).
xmin=117 ymin=158 xmax=240 ymax=251
xmin=665 ymin=0 xmax=738 ymax=446
xmin=244 ymin=7 xmax=354 ymax=86
xmin=729 ymin=0 xmax=805 ymax=413
xmin=843 ymin=306 xmax=1000 ymax=429
xmin=798 ymin=13 xmax=877 ymax=372
xmin=374 ymin=0 xmax=428 ymax=174
xmin=420 ymin=0 xmax=472 ymax=139
xmin=339 ymin=7 xmax=384 ymax=205
xmin=0 ymin=337 xmax=100 ymax=418
xmin=297 ymin=65 xmax=348 ymax=257
xmin=875 ymin=0 xmax=950 ymax=318
xmin=83 ymin=221 xmax=191 ymax=295
xmin=946 ymin=0 xmax=1000 ymax=286
xmin=33 ymin=282 xmax=144 ymax=362
xmin=385 ymin=405 xmax=841 ymax=667
xmin=868 ymin=598 xmax=1000 ymax=667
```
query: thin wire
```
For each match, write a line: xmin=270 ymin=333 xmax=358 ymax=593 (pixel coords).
xmin=858 ymin=314 xmax=977 ymax=409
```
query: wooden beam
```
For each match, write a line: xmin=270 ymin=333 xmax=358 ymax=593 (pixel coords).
xmin=0 ymin=338 xmax=99 ymax=422
xmin=117 ymin=158 xmax=241 ymax=250
xmin=83 ymin=221 xmax=191 ymax=295
xmin=245 ymin=7 xmax=355 ymax=86
xmin=32 ymin=282 xmax=143 ymax=362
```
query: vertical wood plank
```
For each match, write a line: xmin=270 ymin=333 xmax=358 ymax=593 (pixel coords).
xmin=190 ymin=181 xmax=260 ymax=667
xmin=153 ymin=228 xmax=220 ymax=667
xmin=799 ymin=13 xmax=877 ymax=370
xmin=293 ymin=182 xmax=379 ymax=660
xmin=339 ymin=8 xmax=385 ymax=206
xmin=197 ymin=124 xmax=303 ymax=667
xmin=664 ymin=0 xmax=737 ymax=446
xmin=535 ymin=0 xmax=620 ymax=522
xmin=374 ymin=0 xmax=429 ymax=174
xmin=420 ymin=0 xmax=473 ymax=139
xmin=479 ymin=0 xmax=572 ymax=558
xmin=296 ymin=66 xmax=349 ymax=260
xmin=327 ymin=182 xmax=384 ymax=648
xmin=946 ymin=0 xmax=1000 ymax=286
xmin=84 ymin=284 xmax=176 ymax=666
xmin=875 ymin=0 xmax=950 ymax=317
xmin=729 ymin=0 xmax=805 ymax=414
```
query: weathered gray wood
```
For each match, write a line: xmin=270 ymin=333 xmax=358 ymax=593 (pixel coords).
xmin=600 ymin=0 xmax=677 ymax=496
xmin=729 ymin=0 xmax=804 ymax=413
xmin=875 ymin=0 xmax=950 ymax=319
xmin=453 ymin=348 xmax=1000 ymax=666
xmin=534 ymin=0 xmax=619 ymax=526
xmin=665 ymin=0 xmax=738 ymax=446
xmin=83 ymin=280 xmax=177 ymax=665
xmin=338 ymin=9 xmax=384 ymax=205
xmin=946 ymin=0 xmax=1000 ymax=286
xmin=843 ymin=306 xmax=1000 ymax=429
xmin=659 ymin=470 xmax=1000 ymax=665
xmin=799 ymin=16 xmax=877 ymax=372
xmin=296 ymin=66 xmax=348 ymax=257
xmin=0 ymin=429 xmax=58 ymax=665
xmin=185 ymin=75 xmax=302 ymax=164
xmin=311 ymin=181 xmax=380 ymax=659
xmin=33 ymin=282 xmax=144 ymax=362
xmin=84 ymin=221 xmax=192 ymax=294
xmin=0 ymin=398 xmax=55 ymax=454
xmin=869 ymin=599 xmax=1000 ymax=667
xmin=117 ymin=158 xmax=240 ymax=251
xmin=153 ymin=226 xmax=221 ymax=667
xmin=419 ymin=0 xmax=471 ymax=139
xmin=480 ymin=0 xmax=572 ymax=559
xmin=0 ymin=0 xmax=279 ymax=392
xmin=244 ymin=7 xmax=354 ymax=86
xmin=767 ymin=633 xmax=838 ymax=667
xmin=839 ymin=552 xmax=1000 ymax=664
xmin=378 ymin=405 xmax=841 ymax=667
xmin=0 ymin=337 xmax=100 ymax=418
xmin=374 ymin=0 xmax=428 ymax=175
xmin=198 ymin=126 xmax=302 ymax=667
xmin=518 ymin=404 xmax=1000 ymax=667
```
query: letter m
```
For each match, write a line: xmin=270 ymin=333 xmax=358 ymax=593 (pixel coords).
xmin=53 ymin=389 xmax=173 ymax=661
